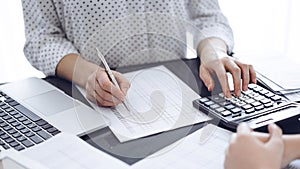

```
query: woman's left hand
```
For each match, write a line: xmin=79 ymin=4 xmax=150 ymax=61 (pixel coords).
xmin=198 ymin=38 xmax=256 ymax=98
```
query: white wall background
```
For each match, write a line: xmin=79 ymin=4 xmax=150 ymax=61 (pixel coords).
xmin=220 ymin=0 xmax=300 ymax=62
xmin=0 ymin=1 xmax=44 ymax=83
xmin=0 ymin=1 xmax=299 ymax=83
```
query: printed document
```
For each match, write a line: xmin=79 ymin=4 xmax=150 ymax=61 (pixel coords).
xmin=20 ymin=133 xmax=129 ymax=169
xmin=130 ymin=123 xmax=300 ymax=169
xmin=131 ymin=124 xmax=232 ymax=169
xmin=77 ymin=66 xmax=210 ymax=142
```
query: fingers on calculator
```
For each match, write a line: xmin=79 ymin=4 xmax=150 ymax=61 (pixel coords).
xmin=192 ymin=83 xmax=292 ymax=129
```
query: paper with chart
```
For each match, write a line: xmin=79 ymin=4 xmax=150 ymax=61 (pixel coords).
xmin=21 ymin=133 xmax=129 ymax=169
xmin=77 ymin=66 xmax=211 ymax=142
xmin=132 ymin=123 xmax=300 ymax=169
xmin=131 ymin=124 xmax=232 ymax=169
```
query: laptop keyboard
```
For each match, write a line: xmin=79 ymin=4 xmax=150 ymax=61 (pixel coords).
xmin=0 ymin=91 xmax=60 ymax=151
xmin=193 ymin=83 xmax=296 ymax=129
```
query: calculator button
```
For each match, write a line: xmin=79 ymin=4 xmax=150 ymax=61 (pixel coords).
xmin=264 ymin=102 xmax=274 ymax=108
xmin=221 ymin=110 xmax=232 ymax=117
xmin=259 ymin=89 xmax=269 ymax=95
xmin=271 ymin=95 xmax=282 ymax=102
xmin=199 ymin=97 xmax=209 ymax=103
xmin=239 ymin=95 xmax=250 ymax=101
xmin=219 ymin=100 xmax=231 ymax=107
xmin=248 ymin=92 xmax=260 ymax=98
xmin=232 ymin=113 xmax=242 ymax=118
xmin=255 ymin=105 xmax=264 ymax=111
xmin=242 ymin=90 xmax=253 ymax=95
xmin=265 ymin=92 xmax=275 ymax=98
xmin=209 ymin=104 xmax=220 ymax=110
xmin=251 ymin=101 xmax=262 ymax=107
xmin=254 ymin=95 xmax=266 ymax=101
xmin=248 ymin=84 xmax=257 ymax=89
xmin=242 ymin=104 xmax=252 ymax=110
xmin=253 ymin=86 xmax=263 ymax=92
xmin=231 ymin=108 xmax=242 ymax=114
xmin=260 ymin=98 xmax=271 ymax=104
xmin=245 ymin=99 xmax=256 ymax=104
xmin=225 ymin=104 xmax=235 ymax=110
xmin=204 ymin=101 xmax=214 ymax=106
xmin=235 ymin=101 xmax=246 ymax=107
xmin=229 ymin=98 xmax=240 ymax=104
xmin=216 ymin=107 xmax=226 ymax=113
xmin=245 ymin=107 xmax=255 ymax=114
xmin=209 ymin=96 xmax=225 ymax=103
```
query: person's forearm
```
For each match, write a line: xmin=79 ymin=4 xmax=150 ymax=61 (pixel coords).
xmin=197 ymin=38 xmax=228 ymax=63
xmin=56 ymin=53 xmax=99 ymax=87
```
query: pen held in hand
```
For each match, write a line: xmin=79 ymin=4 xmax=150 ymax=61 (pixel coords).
xmin=95 ymin=47 xmax=131 ymax=111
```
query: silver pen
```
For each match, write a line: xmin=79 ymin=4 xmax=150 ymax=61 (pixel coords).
xmin=95 ymin=48 xmax=130 ymax=111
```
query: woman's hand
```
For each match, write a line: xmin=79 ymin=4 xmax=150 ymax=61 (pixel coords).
xmin=224 ymin=123 xmax=284 ymax=169
xmin=56 ymin=54 xmax=130 ymax=107
xmin=198 ymin=38 xmax=256 ymax=98
xmin=85 ymin=68 xmax=130 ymax=107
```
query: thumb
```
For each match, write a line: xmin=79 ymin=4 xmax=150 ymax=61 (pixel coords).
xmin=237 ymin=122 xmax=251 ymax=134
xmin=266 ymin=124 xmax=283 ymax=152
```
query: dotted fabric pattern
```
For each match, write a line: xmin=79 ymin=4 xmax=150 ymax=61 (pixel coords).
xmin=21 ymin=0 xmax=234 ymax=76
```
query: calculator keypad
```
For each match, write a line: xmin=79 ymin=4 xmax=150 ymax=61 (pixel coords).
xmin=193 ymin=83 xmax=289 ymax=125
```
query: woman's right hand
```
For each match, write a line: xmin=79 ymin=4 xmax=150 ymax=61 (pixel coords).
xmin=85 ymin=67 xmax=130 ymax=107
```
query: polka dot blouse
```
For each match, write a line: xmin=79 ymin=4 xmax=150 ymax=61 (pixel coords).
xmin=21 ymin=0 xmax=234 ymax=76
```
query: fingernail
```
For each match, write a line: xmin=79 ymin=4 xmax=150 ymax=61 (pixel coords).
xmin=225 ymin=93 xmax=231 ymax=98
xmin=270 ymin=123 xmax=278 ymax=129
xmin=235 ymin=89 xmax=241 ymax=97
xmin=228 ymin=90 xmax=233 ymax=97
xmin=240 ymin=122 xmax=248 ymax=128
xmin=243 ymin=85 xmax=248 ymax=91
xmin=207 ymin=84 xmax=212 ymax=91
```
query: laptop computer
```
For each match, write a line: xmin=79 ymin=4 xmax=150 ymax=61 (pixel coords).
xmin=0 ymin=77 xmax=108 ymax=151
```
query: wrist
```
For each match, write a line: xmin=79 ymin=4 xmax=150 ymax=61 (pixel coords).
xmin=283 ymin=135 xmax=300 ymax=162
xmin=197 ymin=38 xmax=228 ymax=63
xmin=77 ymin=59 xmax=100 ymax=88
xmin=56 ymin=53 xmax=100 ymax=88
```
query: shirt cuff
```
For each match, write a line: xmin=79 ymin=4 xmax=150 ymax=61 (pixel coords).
xmin=194 ymin=25 xmax=234 ymax=55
